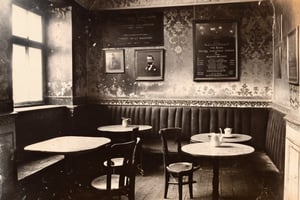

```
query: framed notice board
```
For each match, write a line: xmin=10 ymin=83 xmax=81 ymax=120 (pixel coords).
xmin=193 ymin=20 xmax=238 ymax=81
xmin=102 ymin=11 xmax=164 ymax=48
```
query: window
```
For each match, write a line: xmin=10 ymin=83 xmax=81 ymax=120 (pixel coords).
xmin=12 ymin=4 xmax=44 ymax=106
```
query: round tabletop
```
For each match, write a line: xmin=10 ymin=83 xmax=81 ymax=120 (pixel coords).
xmin=190 ymin=133 xmax=252 ymax=143
xmin=97 ymin=124 xmax=152 ymax=133
xmin=182 ymin=142 xmax=255 ymax=158
xmin=24 ymin=136 xmax=111 ymax=153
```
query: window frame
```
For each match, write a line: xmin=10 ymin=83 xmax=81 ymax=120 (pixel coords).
xmin=12 ymin=2 xmax=47 ymax=107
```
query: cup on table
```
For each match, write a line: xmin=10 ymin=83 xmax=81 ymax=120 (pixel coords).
xmin=121 ymin=117 xmax=130 ymax=127
xmin=224 ymin=128 xmax=232 ymax=136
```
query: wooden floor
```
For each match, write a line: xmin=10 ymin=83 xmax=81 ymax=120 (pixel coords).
xmin=16 ymin=152 xmax=282 ymax=200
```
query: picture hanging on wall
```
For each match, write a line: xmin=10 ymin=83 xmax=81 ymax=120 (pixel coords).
xmin=104 ymin=49 xmax=125 ymax=73
xmin=287 ymin=26 xmax=299 ymax=85
xmin=193 ymin=20 xmax=239 ymax=81
xmin=135 ymin=49 xmax=164 ymax=81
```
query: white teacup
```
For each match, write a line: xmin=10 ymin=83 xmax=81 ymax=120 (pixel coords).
xmin=121 ymin=118 xmax=130 ymax=127
xmin=224 ymin=128 xmax=232 ymax=136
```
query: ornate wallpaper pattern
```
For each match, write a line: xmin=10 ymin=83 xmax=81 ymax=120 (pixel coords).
xmin=92 ymin=98 xmax=271 ymax=108
xmin=164 ymin=7 xmax=193 ymax=54
xmin=290 ymin=85 xmax=299 ymax=110
xmin=273 ymin=0 xmax=300 ymax=112
xmin=46 ymin=8 xmax=73 ymax=104
xmin=86 ymin=3 xmax=273 ymax=102
xmin=0 ymin=0 xmax=11 ymax=101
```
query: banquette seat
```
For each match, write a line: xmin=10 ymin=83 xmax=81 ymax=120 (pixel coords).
xmin=80 ymin=104 xmax=285 ymax=198
xmin=92 ymin=105 xmax=270 ymax=151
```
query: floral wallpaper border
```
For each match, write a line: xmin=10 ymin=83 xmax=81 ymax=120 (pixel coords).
xmin=92 ymin=98 xmax=271 ymax=108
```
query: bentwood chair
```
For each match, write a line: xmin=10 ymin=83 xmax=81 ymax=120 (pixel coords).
xmin=91 ymin=138 xmax=141 ymax=200
xmin=159 ymin=127 xmax=200 ymax=200
xmin=103 ymin=127 xmax=139 ymax=168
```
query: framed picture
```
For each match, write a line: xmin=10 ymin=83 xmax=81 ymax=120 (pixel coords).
xmin=287 ymin=26 xmax=299 ymax=85
xmin=135 ymin=49 xmax=164 ymax=81
xmin=193 ymin=20 xmax=239 ymax=81
xmin=104 ymin=49 xmax=125 ymax=73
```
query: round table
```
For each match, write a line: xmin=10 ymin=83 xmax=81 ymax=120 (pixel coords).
xmin=97 ymin=124 xmax=152 ymax=133
xmin=182 ymin=142 xmax=255 ymax=200
xmin=191 ymin=133 xmax=252 ymax=143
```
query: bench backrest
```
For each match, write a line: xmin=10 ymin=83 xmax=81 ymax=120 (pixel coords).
xmin=265 ymin=109 xmax=286 ymax=172
xmin=94 ymin=105 xmax=269 ymax=150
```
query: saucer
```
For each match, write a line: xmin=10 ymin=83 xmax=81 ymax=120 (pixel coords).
xmin=223 ymin=134 xmax=234 ymax=138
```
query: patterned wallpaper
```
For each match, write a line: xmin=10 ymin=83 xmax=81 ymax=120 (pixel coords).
xmin=86 ymin=2 xmax=273 ymax=103
xmin=46 ymin=8 xmax=73 ymax=105
xmin=0 ymin=0 xmax=11 ymax=102
xmin=0 ymin=0 xmax=13 ymax=112
xmin=72 ymin=5 xmax=88 ymax=102
xmin=273 ymin=0 xmax=300 ymax=111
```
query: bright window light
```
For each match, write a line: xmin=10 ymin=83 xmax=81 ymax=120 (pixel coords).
xmin=12 ymin=45 xmax=43 ymax=104
xmin=12 ymin=4 xmax=44 ymax=106
xmin=12 ymin=4 xmax=42 ymax=43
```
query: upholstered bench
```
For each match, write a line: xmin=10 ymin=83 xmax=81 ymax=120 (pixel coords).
xmin=80 ymin=105 xmax=285 ymax=188
xmin=15 ymin=106 xmax=68 ymax=182
xmin=17 ymin=154 xmax=64 ymax=181
xmin=87 ymin=105 xmax=269 ymax=151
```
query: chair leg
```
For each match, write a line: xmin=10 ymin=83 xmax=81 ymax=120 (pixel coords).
xmin=178 ymin=176 xmax=183 ymax=200
xmin=164 ymin=172 xmax=170 ymax=198
xmin=129 ymin=182 xmax=135 ymax=200
xmin=188 ymin=174 xmax=193 ymax=198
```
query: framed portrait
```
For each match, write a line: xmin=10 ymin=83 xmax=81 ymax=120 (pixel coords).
xmin=135 ymin=49 xmax=164 ymax=81
xmin=287 ymin=26 xmax=299 ymax=85
xmin=104 ymin=49 xmax=125 ymax=73
xmin=193 ymin=20 xmax=239 ymax=81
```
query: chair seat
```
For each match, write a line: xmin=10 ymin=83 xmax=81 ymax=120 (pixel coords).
xmin=167 ymin=162 xmax=193 ymax=173
xmin=103 ymin=158 xmax=124 ymax=167
xmin=91 ymin=174 xmax=125 ymax=190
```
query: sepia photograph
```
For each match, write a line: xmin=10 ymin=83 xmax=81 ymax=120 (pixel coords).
xmin=135 ymin=49 xmax=164 ymax=81
xmin=104 ymin=49 xmax=125 ymax=73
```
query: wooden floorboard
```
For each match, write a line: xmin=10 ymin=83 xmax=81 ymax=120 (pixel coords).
xmin=16 ymin=154 xmax=282 ymax=200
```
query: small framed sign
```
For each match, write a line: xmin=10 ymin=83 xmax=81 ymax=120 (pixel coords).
xmin=135 ymin=49 xmax=164 ymax=81
xmin=193 ymin=20 xmax=239 ymax=81
xmin=104 ymin=49 xmax=125 ymax=73
xmin=287 ymin=26 xmax=299 ymax=85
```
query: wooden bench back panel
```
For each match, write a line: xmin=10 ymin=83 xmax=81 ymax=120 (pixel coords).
xmin=265 ymin=109 xmax=286 ymax=172
xmin=103 ymin=105 xmax=269 ymax=150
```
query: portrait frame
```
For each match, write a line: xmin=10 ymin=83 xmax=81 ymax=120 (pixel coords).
xmin=104 ymin=49 xmax=125 ymax=74
xmin=287 ymin=26 xmax=299 ymax=85
xmin=135 ymin=49 xmax=164 ymax=81
xmin=193 ymin=20 xmax=239 ymax=81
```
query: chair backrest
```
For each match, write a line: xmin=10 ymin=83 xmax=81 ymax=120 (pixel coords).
xmin=159 ymin=127 xmax=183 ymax=165
xmin=107 ymin=139 xmax=136 ymax=170
xmin=105 ymin=137 xmax=140 ymax=191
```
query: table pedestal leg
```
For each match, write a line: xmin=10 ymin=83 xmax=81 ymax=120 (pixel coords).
xmin=212 ymin=158 xmax=219 ymax=200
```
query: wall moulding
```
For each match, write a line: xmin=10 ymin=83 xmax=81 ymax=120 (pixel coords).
xmin=77 ymin=0 xmax=262 ymax=10
xmin=91 ymin=98 xmax=271 ymax=108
